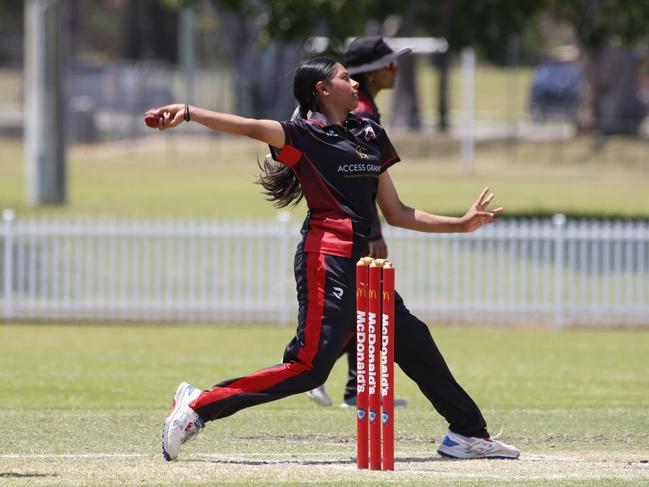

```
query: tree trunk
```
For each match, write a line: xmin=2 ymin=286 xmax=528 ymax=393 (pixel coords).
xmin=222 ymin=10 xmax=298 ymax=120
xmin=122 ymin=0 xmax=177 ymax=62
xmin=577 ymin=47 xmax=599 ymax=134
xmin=579 ymin=44 xmax=645 ymax=135
xmin=596 ymin=45 xmax=645 ymax=135
xmin=388 ymin=4 xmax=420 ymax=130
xmin=255 ymin=42 xmax=301 ymax=119
xmin=434 ymin=51 xmax=450 ymax=132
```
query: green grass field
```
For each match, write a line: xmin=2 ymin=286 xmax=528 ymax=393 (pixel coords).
xmin=1 ymin=133 xmax=648 ymax=220
xmin=1 ymin=324 xmax=648 ymax=485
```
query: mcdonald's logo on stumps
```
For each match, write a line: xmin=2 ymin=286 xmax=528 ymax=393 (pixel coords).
xmin=355 ymin=257 xmax=371 ymax=469
xmin=356 ymin=257 xmax=396 ymax=472
xmin=367 ymin=260 xmax=382 ymax=470
xmin=380 ymin=261 xmax=395 ymax=471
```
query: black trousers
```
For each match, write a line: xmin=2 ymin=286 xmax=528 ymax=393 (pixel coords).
xmin=191 ymin=248 xmax=488 ymax=438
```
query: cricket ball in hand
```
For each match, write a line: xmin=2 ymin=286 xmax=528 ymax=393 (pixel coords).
xmin=144 ymin=111 xmax=162 ymax=128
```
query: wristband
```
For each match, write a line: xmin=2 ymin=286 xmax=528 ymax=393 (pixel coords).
xmin=184 ymin=104 xmax=190 ymax=122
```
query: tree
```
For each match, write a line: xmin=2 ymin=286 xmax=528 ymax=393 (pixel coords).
xmin=163 ymin=0 xmax=372 ymax=46
xmin=0 ymin=0 xmax=24 ymax=62
xmin=359 ymin=0 xmax=543 ymax=131
xmin=123 ymin=0 xmax=179 ymax=62
xmin=163 ymin=0 xmax=374 ymax=119
xmin=161 ymin=1 xmax=548 ymax=130
xmin=387 ymin=1 xmax=422 ymax=130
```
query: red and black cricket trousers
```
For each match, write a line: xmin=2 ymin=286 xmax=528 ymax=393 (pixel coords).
xmin=190 ymin=247 xmax=489 ymax=438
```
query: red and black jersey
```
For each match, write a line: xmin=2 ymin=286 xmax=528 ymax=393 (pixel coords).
xmin=353 ymin=90 xmax=383 ymax=241
xmin=270 ymin=112 xmax=400 ymax=257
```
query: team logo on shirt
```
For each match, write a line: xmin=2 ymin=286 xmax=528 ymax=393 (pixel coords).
xmin=362 ymin=125 xmax=376 ymax=141
xmin=332 ymin=287 xmax=344 ymax=300
xmin=337 ymin=163 xmax=381 ymax=174
xmin=355 ymin=146 xmax=369 ymax=160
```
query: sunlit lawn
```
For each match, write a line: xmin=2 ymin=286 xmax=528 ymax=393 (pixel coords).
xmin=0 ymin=324 xmax=647 ymax=485
xmin=1 ymin=132 xmax=648 ymax=219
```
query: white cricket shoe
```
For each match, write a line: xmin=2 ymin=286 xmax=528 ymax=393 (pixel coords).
xmin=162 ymin=382 xmax=205 ymax=461
xmin=437 ymin=430 xmax=520 ymax=459
xmin=305 ymin=384 xmax=332 ymax=407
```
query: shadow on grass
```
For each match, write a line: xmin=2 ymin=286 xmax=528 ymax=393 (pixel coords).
xmin=0 ymin=472 xmax=59 ymax=478
xmin=190 ymin=455 xmax=454 ymax=466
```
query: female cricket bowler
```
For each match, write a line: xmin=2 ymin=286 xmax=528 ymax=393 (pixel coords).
xmin=306 ymin=36 xmax=411 ymax=409
xmin=148 ymin=57 xmax=520 ymax=462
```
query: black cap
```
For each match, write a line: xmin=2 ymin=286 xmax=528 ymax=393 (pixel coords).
xmin=343 ymin=36 xmax=411 ymax=76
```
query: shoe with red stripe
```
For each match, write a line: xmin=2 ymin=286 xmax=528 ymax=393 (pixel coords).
xmin=437 ymin=430 xmax=520 ymax=459
xmin=162 ymin=382 xmax=205 ymax=461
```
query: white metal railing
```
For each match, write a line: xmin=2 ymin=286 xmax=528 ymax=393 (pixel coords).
xmin=1 ymin=210 xmax=648 ymax=328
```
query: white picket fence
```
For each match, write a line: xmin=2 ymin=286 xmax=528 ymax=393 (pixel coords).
xmin=2 ymin=210 xmax=648 ymax=328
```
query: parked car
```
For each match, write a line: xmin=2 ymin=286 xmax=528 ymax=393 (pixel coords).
xmin=528 ymin=61 xmax=582 ymax=123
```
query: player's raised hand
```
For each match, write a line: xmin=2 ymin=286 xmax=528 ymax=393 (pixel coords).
xmin=461 ymin=187 xmax=504 ymax=233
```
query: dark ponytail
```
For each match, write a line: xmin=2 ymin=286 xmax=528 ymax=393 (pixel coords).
xmin=257 ymin=57 xmax=338 ymax=208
